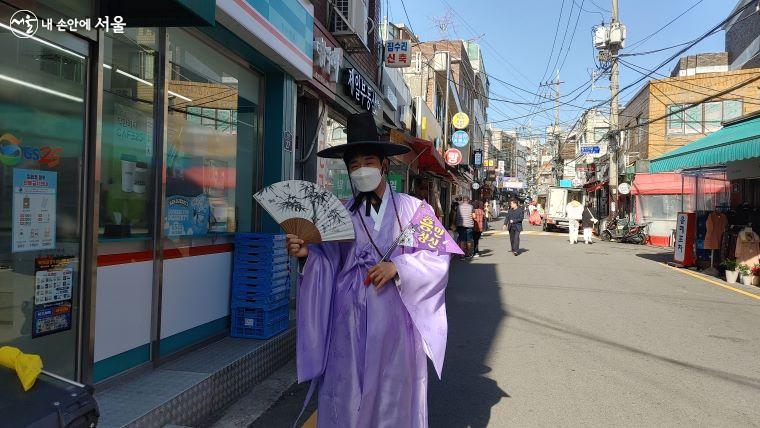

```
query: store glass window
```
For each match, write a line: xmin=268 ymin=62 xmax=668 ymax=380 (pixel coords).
xmin=100 ymin=29 xmax=158 ymax=241
xmin=165 ymin=29 xmax=261 ymax=240
xmin=0 ymin=25 xmax=87 ymax=377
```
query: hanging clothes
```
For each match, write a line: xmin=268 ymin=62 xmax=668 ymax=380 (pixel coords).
xmin=734 ymin=227 xmax=760 ymax=267
xmin=703 ymin=211 xmax=728 ymax=250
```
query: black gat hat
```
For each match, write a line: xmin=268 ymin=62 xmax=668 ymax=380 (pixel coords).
xmin=317 ymin=111 xmax=410 ymax=159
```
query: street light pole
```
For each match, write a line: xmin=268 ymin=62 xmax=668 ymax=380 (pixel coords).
xmin=608 ymin=0 xmax=620 ymax=218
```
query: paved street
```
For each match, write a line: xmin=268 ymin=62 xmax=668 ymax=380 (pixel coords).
xmin=214 ymin=225 xmax=760 ymax=427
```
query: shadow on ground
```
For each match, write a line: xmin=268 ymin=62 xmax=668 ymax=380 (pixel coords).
xmin=428 ymin=261 xmax=509 ymax=428
xmin=635 ymin=252 xmax=675 ymax=264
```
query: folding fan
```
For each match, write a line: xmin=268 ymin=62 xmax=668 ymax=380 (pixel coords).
xmin=254 ymin=180 xmax=355 ymax=244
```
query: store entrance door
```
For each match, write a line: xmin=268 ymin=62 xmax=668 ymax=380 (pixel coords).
xmin=0 ymin=22 xmax=89 ymax=378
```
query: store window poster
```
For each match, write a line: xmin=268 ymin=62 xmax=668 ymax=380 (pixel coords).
xmin=32 ymin=255 xmax=77 ymax=338
xmin=12 ymin=169 xmax=57 ymax=253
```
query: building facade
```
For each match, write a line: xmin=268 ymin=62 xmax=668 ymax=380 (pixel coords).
xmin=725 ymin=0 xmax=760 ymax=70
xmin=620 ymin=67 xmax=760 ymax=162
xmin=0 ymin=0 xmax=310 ymax=386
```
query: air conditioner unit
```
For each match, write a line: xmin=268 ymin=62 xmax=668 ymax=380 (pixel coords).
xmin=331 ymin=0 xmax=369 ymax=53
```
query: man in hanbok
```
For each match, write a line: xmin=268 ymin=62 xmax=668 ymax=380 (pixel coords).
xmin=286 ymin=111 xmax=451 ymax=427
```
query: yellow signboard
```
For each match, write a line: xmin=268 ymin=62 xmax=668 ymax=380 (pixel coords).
xmin=452 ymin=112 xmax=469 ymax=129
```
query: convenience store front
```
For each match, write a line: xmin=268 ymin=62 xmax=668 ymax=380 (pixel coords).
xmin=0 ymin=1 xmax=312 ymax=385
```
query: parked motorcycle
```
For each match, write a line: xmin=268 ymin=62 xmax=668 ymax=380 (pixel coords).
xmin=600 ymin=218 xmax=650 ymax=244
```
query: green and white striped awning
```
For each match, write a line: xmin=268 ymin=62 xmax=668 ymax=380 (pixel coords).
xmin=650 ymin=115 xmax=760 ymax=173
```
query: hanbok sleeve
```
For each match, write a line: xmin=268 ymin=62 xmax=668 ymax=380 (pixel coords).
xmin=391 ymin=248 xmax=450 ymax=379
xmin=296 ymin=242 xmax=341 ymax=383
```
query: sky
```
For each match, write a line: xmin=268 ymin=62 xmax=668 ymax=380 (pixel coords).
xmin=386 ymin=0 xmax=734 ymax=137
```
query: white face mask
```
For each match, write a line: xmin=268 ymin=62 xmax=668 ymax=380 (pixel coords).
xmin=350 ymin=167 xmax=382 ymax=193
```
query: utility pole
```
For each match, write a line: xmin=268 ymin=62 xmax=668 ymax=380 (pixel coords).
xmin=608 ymin=0 xmax=620 ymax=218
xmin=541 ymin=72 xmax=563 ymax=186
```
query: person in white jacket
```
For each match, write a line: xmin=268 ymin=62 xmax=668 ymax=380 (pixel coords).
xmin=565 ymin=197 xmax=584 ymax=244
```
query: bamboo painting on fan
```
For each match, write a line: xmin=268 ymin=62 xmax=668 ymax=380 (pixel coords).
xmin=253 ymin=180 xmax=355 ymax=244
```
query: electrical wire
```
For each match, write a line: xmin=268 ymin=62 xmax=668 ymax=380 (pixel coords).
xmin=625 ymin=0 xmax=706 ymax=52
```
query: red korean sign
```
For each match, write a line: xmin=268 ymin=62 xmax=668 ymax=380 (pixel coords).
xmin=444 ymin=148 xmax=462 ymax=166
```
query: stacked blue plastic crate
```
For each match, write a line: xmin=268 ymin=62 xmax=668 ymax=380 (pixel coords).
xmin=231 ymin=233 xmax=290 ymax=339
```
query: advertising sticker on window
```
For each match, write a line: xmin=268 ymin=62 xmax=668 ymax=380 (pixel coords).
xmin=12 ymin=169 xmax=57 ymax=253
xmin=32 ymin=256 xmax=77 ymax=338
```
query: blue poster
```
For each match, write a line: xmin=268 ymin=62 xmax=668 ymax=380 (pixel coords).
xmin=165 ymin=194 xmax=210 ymax=236
xmin=12 ymin=169 xmax=57 ymax=252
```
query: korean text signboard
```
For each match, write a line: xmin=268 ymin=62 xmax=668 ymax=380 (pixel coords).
xmin=385 ymin=39 xmax=411 ymax=67
xmin=673 ymin=212 xmax=696 ymax=266
xmin=444 ymin=148 xmax=462 ymax=166
xmin=580 ymin=146 xmax=601 ymax=155
xmin=451 ymin=130 xmax=469 ymax=148
xmin=346 ymin=68 xmax=377 ymax=112
xmin=452 ymin=112 xmax=469 ymax=129
xmin=473 ymin=150 xmax=482 ymax=166
xmin=12 ymin=169 xmax=56 ymax=252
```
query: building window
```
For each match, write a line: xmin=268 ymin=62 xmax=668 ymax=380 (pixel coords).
xmin=684 ymin=105 xmax=702 ymax=134
xmin=723 ymin=100 xmax=742 ymax=121
xmin=666 ymin=100 xmax=743 ymax=135
xmin=100 ymin=29 xmax=158 ymax=240
xmin=434 ymin=88 xmax=445 ymax=124
xmin=636 ymin=115 xmax=645 ymax=146
xmin=666 ymin=105 xmax=684 ymax=134
xmin=165 ymin=29 xmax=262 ymax=238
xmin=704 ymin=101 xmax=722 ymax=133
xmin=593 ymin=127 xmax=609 ymax=145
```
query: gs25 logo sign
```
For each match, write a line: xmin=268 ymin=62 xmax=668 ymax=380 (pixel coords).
xmin=0 ymin=133 xmax=62 ymax=167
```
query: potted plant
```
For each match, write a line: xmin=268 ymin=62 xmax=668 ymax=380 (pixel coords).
xmin=738 ymin=264 xmax=753 ymax=286
xmin=752 ymin=264 xmax=760 ymax=286
xmin=723 ymin=259 xmax=739 ymax=283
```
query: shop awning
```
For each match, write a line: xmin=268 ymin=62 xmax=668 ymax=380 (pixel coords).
xmin=408 ymin=138 xmax=448 ymax=177
xmin=632 ymin=173 xmax=728 ymax=194
xmin=584 ymin=180 xmax=608 ymax=192
xmin=631 ymin=173 xmax=682 ymax=195
xmin=650 ymin=115 xmax=760 ymax=172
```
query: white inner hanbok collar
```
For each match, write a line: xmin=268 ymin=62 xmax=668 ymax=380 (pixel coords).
xmin=368 ymin=186 xmax=390 ymax=231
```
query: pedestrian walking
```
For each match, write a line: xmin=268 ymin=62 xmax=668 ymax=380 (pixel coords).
xmin=448 ymin=200 xmax=459 ymax=231
xmin=503 ymin=199 xmax=524 ymax=256
xmin=455 ymin=197 xmax=475 ymax=259
xmin=566 ymin=197 xmax=584 ymax=244
xmin=472 ymin=200 xmax=485 ymax=258
xmin=287 ymin=111 xmax=450 ymax=428
xmin=528 ymin=201 xmax=542 ymax=226
xmin=581 ymin=202 xmax=598 ymax=244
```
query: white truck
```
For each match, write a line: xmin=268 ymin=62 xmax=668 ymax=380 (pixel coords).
xmin=542 ymin=186 xmax=586 ymax=231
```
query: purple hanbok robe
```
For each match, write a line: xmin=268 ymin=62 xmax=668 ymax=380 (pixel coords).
xmin=297 ymin=190 xmax=450 ymax=427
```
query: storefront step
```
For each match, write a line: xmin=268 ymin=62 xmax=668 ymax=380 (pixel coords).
xmin=95 ymin=327 xmax=296 ymax=428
